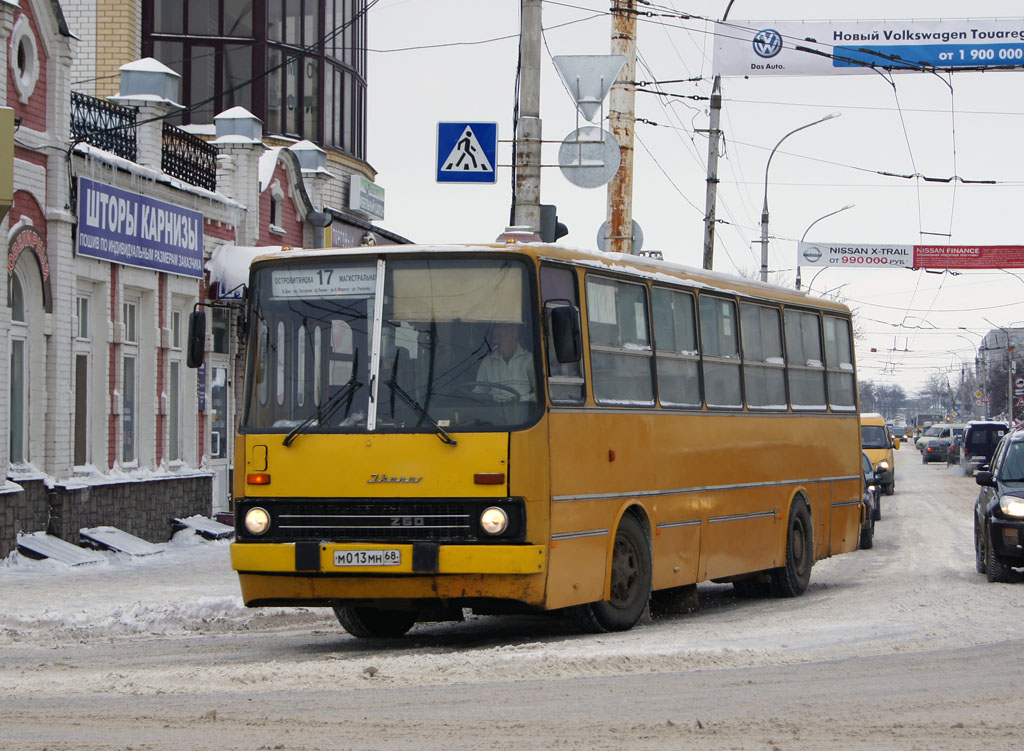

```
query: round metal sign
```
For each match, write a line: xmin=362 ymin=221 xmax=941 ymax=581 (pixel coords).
xmin=596 ymin=219 xmax=643 ymax=254
xmin=558 ymin=126 xmax=621 ymax=189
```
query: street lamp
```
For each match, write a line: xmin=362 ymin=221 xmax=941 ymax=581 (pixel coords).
xmin=760 ymin=112 xmax=841 ymax=282
xmin=795 ymin=203 xmax=854 ymax=290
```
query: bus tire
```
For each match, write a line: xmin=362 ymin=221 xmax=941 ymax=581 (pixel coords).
xmin=771 ymin=501 xmax=813 ymax=598
xmin=333 ymin=605 xmax=417 ymax=638
xmin=568 ymin=514 xmax=651 ymax=633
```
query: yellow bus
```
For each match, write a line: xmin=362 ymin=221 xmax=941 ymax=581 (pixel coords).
xmin=200 ymin=242 xmax=864 ymax=637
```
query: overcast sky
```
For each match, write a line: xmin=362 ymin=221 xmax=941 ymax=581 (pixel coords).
xmin=365 ymin=1 xmax=1024 ymax=400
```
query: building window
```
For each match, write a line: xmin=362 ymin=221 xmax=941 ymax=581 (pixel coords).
xmin=143 ymin=0 xmax=367 ymax=155
xmin=212 ymin=307 xmax=230 ymax=354
xmin=77 ymin=296 xmax=90 ymax=339
xmin=171 ymin=310 xmax=181 ymax=349
xmin=168 ymin=360 xmax=182 ymax=462
xmin=9 ymin=273 xmax=27 ymax=464
xmin=123 ymin=301 xmax=138 ymax=344
xmin=122 ymin=296 xmax=140 ymax=465
xmin=9 ymin=15 xmax=40 ymax=104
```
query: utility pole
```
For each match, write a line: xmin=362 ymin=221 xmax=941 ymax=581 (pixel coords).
xmin=512 ymin=0 xmax=542 ymax=232
xmin=702 ymin=0 xmax=735 ymax=270
xmin=605 ymin=0 xmax=637 ymax=254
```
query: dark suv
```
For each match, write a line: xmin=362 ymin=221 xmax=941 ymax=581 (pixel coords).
xmin=961 ymin=421 xmax=1010 ymax=476
xmin=974 ymin=429 xmax=1024 ymax=581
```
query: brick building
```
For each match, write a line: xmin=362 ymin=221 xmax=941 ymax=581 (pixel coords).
xmin=1 ymin=0 xmax=407 ymax=558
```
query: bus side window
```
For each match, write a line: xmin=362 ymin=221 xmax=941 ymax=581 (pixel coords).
xmin=586 ymin=275 xmax=654 ymax=406
xmin=784 ymin=309 xmax=826 ymax=410
xmin=740 ymin=302 xmax=786 ymax=410
xmin=652 ymin=286 xmax=701 ymax=408
xmin=541 ymin=265 xmax=585 ymax=404
xmin=698 ymin=295 xmax=742 ymax=409
xmin=824 ymin=315 xmax=856 ymax=411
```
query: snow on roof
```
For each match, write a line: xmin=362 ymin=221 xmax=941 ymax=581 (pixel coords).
xmin=258 ymin=147 xmax=284 ymax=192
xmin=206 ymin=245 xmax=283 ymax=299
xmin=119 ymin=57 xmax=179 ymax=75
xmin=73 ymin=143 xmax=245 ymax=211
xmin=214 ymin=106 xmax=260 ymax=121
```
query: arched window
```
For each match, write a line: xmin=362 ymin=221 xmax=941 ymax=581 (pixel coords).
xmin=9 ymin=272 xmax=27 ymax=464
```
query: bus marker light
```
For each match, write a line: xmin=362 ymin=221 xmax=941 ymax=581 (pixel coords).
xmin=474 ymin=473 xmax=505 ymax=485
xmin=247 ymin=472 xmax=272 ymax=485
xmin=480 ymin=507 xmax=509 ymax=535
xmin=244 ymin=507 xmax=271 ymax=536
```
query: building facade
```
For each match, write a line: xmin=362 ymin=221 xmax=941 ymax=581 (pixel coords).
xmin=1 ymin=0 xmax=406 ymax=558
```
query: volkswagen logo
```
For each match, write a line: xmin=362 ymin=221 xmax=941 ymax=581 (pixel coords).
xmin=802 ymin=245 xmax=823 ymax=263
xmin=753 ymin=29 xmax=783 ymax=59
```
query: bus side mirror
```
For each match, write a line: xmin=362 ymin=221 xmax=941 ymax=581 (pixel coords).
xmin=550 ymin=305 xmax=580 ymax=364
xmin=186 ymin=309 xmax=206 ymax=369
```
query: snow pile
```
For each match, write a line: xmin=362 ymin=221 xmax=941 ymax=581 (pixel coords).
xmin=0 ymin=530 xmax=330 ymax=644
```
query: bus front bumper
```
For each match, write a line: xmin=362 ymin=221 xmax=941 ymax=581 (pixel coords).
xmin=231 ymin=542 xmax=548 ymax=607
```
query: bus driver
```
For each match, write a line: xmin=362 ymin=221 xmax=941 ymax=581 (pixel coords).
xmin=475 ymin=323 xmax=536 ymax=402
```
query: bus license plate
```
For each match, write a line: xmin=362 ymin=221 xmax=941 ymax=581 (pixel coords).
xmin=333 ymin=549 xmax=401 ymax=567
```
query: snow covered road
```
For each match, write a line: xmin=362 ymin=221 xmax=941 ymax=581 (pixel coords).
xmin=2 ymin=446 xmax=1023 ymax=749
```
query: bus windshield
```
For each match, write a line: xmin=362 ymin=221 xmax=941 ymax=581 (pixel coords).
xmin=240 ymin=256 xmax=542 ymax=436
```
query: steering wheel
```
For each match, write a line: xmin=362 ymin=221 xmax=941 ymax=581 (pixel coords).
xmin=455 ymin=380 xmax=522 ymax=403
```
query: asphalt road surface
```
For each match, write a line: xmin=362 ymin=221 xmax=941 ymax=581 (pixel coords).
xmin=2 ymin=443 xmax=1022 ymax=750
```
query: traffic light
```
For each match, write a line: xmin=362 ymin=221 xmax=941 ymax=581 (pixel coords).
xmin=539 ymin=204 xmax=568 ymax=243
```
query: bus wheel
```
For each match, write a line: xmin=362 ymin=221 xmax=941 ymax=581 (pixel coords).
xmin=568 ymin=514 xmax=651 ymax=633
xmin=771 ymin=502 xmax=813 ymax=598
xmin=333 ymin=606 xmax=417 ymax=638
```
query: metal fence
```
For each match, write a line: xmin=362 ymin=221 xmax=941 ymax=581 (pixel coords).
xmin=70 ymin=91 xmax=137 ymax=162
xmin=161 ymin=122 xmax=217 ymax=192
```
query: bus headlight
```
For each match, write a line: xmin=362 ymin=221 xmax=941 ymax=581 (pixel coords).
xmin=480 ymin=506 xmax=509 ymax=535
xmin=244 ymin=507 xmax=272 ymax=535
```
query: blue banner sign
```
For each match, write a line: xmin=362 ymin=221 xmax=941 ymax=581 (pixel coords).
xmin=835 ymin=42 xmax=1024 ymax=70
xmin=77 ymin=177 xmax=204 ymax=278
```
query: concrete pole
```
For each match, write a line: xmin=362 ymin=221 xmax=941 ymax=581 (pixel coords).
xmin=702 ymin=76 xmax=722 ymax=269
xmin=605 ymin=0 xmax=637 ymax=254
xmin=702 ymin=0 xmax=736 ymax=270
xmin=513 ymin=0 xmax=542 ymax=232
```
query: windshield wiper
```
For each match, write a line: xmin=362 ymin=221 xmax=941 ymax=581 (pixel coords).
xmin=384 ymin=366 xmax=456 ymax=446
xmin=283 ymin=351 xmax=362 ymax=447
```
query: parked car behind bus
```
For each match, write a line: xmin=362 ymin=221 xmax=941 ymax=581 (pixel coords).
xmin=860 ymin=412 xmax=898 ymax=495
xmin=962 ymin=421 xmax=1010 ymax=476
xmin=974 ymin=428 xmax=1024 ymax=581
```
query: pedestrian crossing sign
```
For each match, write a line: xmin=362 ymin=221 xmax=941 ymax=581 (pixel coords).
xmin=436 ymin=122 xmax=498 ymax=183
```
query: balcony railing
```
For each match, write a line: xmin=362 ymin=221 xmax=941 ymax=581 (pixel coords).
xmin=161 ymin=122 xmax=217 ymax=192
xmin=70 ymin=91 xmax=137 ymax=162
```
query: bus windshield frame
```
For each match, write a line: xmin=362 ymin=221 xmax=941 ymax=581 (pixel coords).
xmin=240 ymin=254 xmax=543 ymax=437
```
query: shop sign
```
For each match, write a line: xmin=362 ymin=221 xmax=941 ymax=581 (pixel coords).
xmin=348 ymin=175 xmax=385 ymax=220
xmin=76 ymin=177 xmax=204 ymax=278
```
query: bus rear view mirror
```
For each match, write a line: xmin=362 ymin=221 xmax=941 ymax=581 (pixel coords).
xmin=550 ymin=305 xmax=580 ymax=363
xmin=186 ymin=309 xmax=206 ymax=368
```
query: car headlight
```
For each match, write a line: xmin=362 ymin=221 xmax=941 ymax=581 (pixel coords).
xmin=999 ymin=498 xmax=1024 ymax=518
xmin=876 ymin=461 xmax=890 ymax=472
xmin=480 ymin=506 xmax=509 ymax=535
xmin=244 ymin=507 xmax=271 ymax=535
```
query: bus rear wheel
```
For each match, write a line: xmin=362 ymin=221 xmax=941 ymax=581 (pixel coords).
xmin=333 ymin=605 xmax=417 ymax=638
xmin=568 ymin=514 xmax=651 ymax=633
xmin=771 ymin=501 xmax=813 ymax=597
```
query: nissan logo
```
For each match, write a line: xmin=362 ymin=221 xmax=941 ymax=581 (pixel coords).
xmin=753 ymin=29 xmax=783 ymax=59
xmin=802 ymin=245 xmax=823 ymax=263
